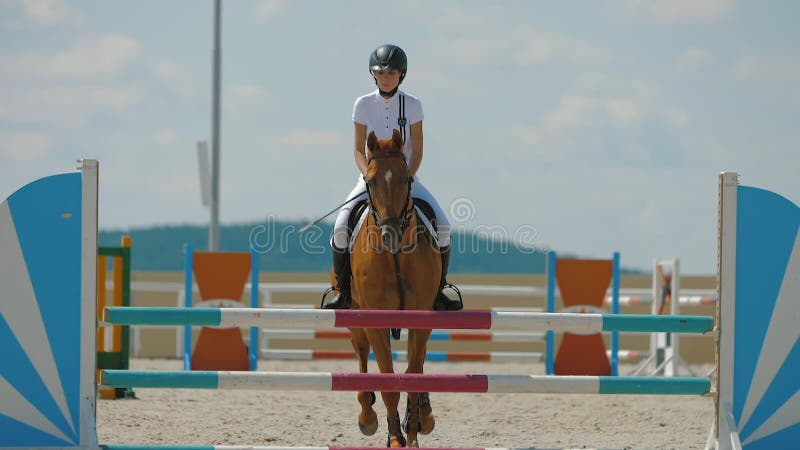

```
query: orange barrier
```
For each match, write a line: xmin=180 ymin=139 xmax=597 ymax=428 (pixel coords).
xmin=184 ymin=249 xmax=257 ymax=371
xmin=554 ymin=258 xmax=613 ymax=375
xmin=546 ymin=252 xmax=620 ymax=376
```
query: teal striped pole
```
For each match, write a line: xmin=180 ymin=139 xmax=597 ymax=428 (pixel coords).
xmin=101 ymin=370 xmax=711 ymax=395
xmin=103 ymin=307 xmax=714 ymax=334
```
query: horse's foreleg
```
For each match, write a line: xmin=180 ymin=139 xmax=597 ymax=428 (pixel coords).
xmin=350 ymin=327 xmax=378 ymax=436
xmin=365 ymin=327 xmax=405 ymax=447
xmin=405 ymin=328 xmax=434 ymax=447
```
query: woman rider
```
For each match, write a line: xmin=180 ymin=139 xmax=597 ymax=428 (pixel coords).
xmin=322 ymin=44 xmax=462 ymax=312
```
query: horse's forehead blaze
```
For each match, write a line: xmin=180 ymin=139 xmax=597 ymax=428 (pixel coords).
xmin=385 ymin=169 xmax=392 ymax=187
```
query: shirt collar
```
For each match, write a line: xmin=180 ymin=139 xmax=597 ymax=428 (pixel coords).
xmin=375 ymin=89 xmax=400 ymax=102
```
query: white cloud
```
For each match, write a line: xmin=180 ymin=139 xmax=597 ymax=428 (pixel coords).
xmin=153 ymin=130 xmax=180 ymax=147
xmin=229 ymin=83 xmax=267 ymax=102
xmin=662 ymin=109 xmax=689 ymax=126
xmin=0 ymin=131 xmax=51 ymax=163
xmin=146 ymin=59 xmax=199 ymax=102
xmin=0 ymin=33 xmax=195 ymax=93
xmin=2 ymin=34 xmax=141 ymax=80
xmin=2 ymin=0 xmax=82 ymax=29
xmin=733 ymin=51 xmax=800 ymax=98
xmin=513 ymin=128 xmax=540 ymax=146
xmin=612 ymin=0 xmax=734 ymax=23
xmin=225 ymin=83 xmax=275 ymax=117
xmin=411 ymin=67 xmax=484 ymax=99
xmin=149 ymin=59 xmax=188 ymax=80
xmin=435 ymin=27 xmax=613 ymax=68
xmin=511 ymin=75 xmax=689 ymax=166
xmin=606 ymin=98 xmax=642 ymax=126
xmin=674 ymin=48 xmax=714 ymax=74
xmin=254 ymin=0 xmax=287 ymax=22
xmin=411 ymin=4 xmax=613 ymax=67
xmin=543 ymin=95 xmax=598 ymax=132
xmin=277 ymin=130 xmax=346 ymax=149
xmin=540 ymin=94 xmax=643 ymax=135
xmin=0 ymin=84 xmax=143 ymax=125
xmin=0 ymin=33 xmax=200 ymax=126
xmin=90 ymin=130 xmax=213 ymax=228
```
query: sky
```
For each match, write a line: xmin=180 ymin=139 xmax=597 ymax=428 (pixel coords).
xmin=1 ymin=0 xmax=798 ymax=274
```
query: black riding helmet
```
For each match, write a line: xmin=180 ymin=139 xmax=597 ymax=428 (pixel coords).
xmin=370 ymin=44 xmax=407 ymax=95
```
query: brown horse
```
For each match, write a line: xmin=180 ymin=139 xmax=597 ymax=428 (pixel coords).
xmin=341 ymin=129 xmax=441 ymax=447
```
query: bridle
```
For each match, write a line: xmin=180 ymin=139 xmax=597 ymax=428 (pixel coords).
xmin=363 ymin=150 xmax=414 ymax=338
xmin=363 ymin=151 xmax=414 ymax=235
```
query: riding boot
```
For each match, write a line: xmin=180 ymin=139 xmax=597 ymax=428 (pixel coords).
xmin=321 ymin=246 xmax=352 ymax=309
xmin=433 ymin=245 xmax=463 ymax=311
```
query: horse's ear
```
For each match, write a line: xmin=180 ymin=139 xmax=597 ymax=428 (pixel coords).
xmin=391 ymin=129 xmax=403 ymax=150
xmin=367 ymin=131 xmax=378 ymax=152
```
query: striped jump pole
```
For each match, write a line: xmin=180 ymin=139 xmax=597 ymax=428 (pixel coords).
xmin=103 ymin=307 xmax=714 ymax=334
xmin=609 ymin=295 xmax=716 ymax=306
xmin=101 ymin=446 xmax=541 ymax=450
xmin=100 ymin=370 xmax=711 ymax=395
xmin=259 ymin=303 xmax=546 ymax=313
xmin=260 ymin=349 xmax=647 ymax=363
xmin=263 ymin=329 xmax=547 ymax=342
xmin=262 ymin=349 xmax=545 ymax=362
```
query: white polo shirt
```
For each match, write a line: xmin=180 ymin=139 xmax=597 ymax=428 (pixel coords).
xmin=352 ymin=89 xmax=423 ymax=163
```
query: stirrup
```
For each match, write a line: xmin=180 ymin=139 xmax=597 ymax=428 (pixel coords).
xmin=320 ymin=286 xmax=350 ymax=309
xmin=444 ymin=283 xmax=462 ymax=304
xmin=320 ymin=287 xmax=335 ymax=308
xmin=433 ymin=283 xmax=463 ymax=311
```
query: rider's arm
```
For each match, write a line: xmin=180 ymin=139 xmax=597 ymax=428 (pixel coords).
xmin=354 ymin=122 xmax=369 ymax=177
xmin=408 ymin=121 xmax=423 ymax=177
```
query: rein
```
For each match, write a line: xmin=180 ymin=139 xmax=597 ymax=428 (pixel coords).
xmin=365 ymin=150 xmax=413 ymax=339
xmin=392 ymin=252 xmax=405 ymax=320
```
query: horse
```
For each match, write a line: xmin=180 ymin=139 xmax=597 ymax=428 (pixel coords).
xmin=341 ymin=129 xmax=441 ymax=447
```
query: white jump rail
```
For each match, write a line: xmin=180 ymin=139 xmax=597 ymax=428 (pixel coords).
xmin=120 ymin=279 xmax=717 ymax=305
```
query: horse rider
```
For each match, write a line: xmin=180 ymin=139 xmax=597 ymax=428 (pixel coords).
xmin=322 ymin=44 xmax=462 ymax=312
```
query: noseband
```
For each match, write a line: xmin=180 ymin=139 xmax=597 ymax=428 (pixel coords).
xmin=364 ymin=151 xmax=413 ymax=232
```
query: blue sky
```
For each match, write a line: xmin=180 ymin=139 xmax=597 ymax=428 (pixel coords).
xmin=1 ymin=0 xmax=798 ymax=274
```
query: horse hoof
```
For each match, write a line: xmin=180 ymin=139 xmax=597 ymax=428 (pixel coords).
xmin=358 ymin=414 xmax=378 ymax=436
xmin=419 ymin=415 xmax=435 ymax=435
xmin=387 ymin=436 xmax=405 ymax=448
xmin=407 ymin=438 xmax=420 ymax=448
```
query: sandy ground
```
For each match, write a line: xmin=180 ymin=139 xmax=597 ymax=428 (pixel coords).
xmin=97 ymin=358 xmax=715 ymax=449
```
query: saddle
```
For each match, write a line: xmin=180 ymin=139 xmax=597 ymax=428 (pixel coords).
xmin=347 ymin=199 xmax=439 ymax=250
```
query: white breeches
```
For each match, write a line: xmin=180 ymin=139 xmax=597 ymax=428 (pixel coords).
xmin=332 ymin=176 xmax=451 ymax=249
